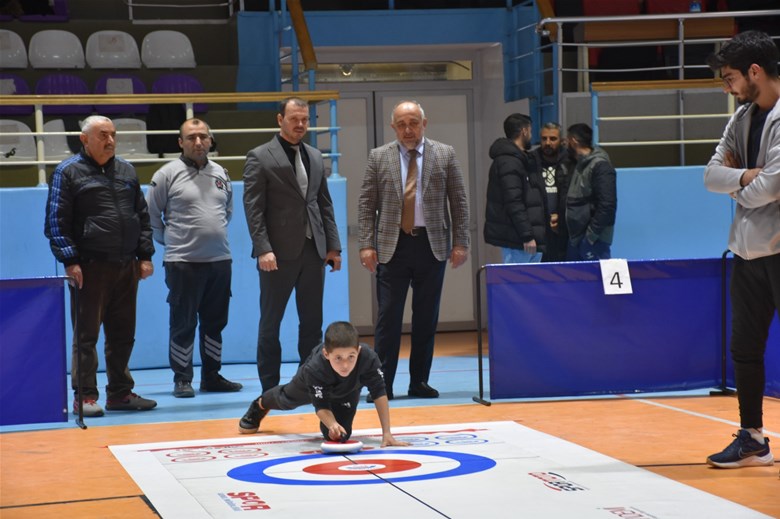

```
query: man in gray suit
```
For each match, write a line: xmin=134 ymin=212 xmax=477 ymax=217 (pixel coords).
xmin=243 ymin=97 xmax=342 ymax=393
xmin=358 ymin=100 xmax=470 ymax=400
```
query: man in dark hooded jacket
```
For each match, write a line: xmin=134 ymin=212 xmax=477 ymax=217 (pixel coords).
xmin=484 ymin=113 xmax=547 ymax=263
xmin=564 ymin=123 xmax=617 ymax=260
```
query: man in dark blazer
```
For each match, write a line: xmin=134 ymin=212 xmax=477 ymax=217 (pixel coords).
xmin=243 ymin=97 xmax=342 ymax=393
xmin=358 ymin=100 xmax=470 ymax=400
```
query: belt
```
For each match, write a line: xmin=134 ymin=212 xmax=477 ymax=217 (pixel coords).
xmin=403 ymin=227 xmax=426 ymax=237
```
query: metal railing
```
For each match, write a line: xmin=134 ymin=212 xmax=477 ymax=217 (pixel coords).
xmin=0 ymin=91 xmax=341 ymax=186
xmin=527 ymin=9 xmax=780 ymax=134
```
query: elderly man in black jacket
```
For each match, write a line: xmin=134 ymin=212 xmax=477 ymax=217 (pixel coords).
xmin=44 ymin=115 xmax=157 ymax=418
xmin=484 ymin=113 xmax=547 ymax=263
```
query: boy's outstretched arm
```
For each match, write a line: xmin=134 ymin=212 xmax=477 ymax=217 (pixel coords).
xmin=316 ymin=409 xmax=347 ymax=441
xmin=373 ymin=395 xmax=411 ymax=448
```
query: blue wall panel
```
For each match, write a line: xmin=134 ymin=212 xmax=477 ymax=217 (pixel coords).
xmin=0 ymin=178 xmax=349 ymax=372
xmin=486 ymin=260 xmax=724 ymax=399
xmin=0 ymin=278 xmax=67 ymax=425
xmin=612 ymin=166 xmax=734 ymax=260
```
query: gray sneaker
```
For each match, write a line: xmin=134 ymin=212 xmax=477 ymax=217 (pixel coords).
xmin=105 ymin=392 xmax=157 ymax=411
xmin=72 ymin=398 xmax=104 ymax=417
xmin=173 ymin=381 xmax=195 ymax=398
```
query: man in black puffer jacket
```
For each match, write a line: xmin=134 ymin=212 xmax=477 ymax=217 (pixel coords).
xmin=484 ymin=113 xmax=547 ymax=263
xmin=45 ymin=115 xmax=157 ymax=418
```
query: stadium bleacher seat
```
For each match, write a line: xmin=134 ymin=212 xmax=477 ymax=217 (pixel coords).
xmin=41 ymin=118 xmax=73 ymax=160
xmin=19 ymin=0 xmax=69 ymax=22
xmin=86 ymin=30 xmax=141 ymax=69
xmin=141 ymin=30 xmax=196 ymax=68
xmin=28 ymin=29 xmax=85 ymax=69
xmin=0 ymin=30 xmax=28 ymax=68
xmin=0 ymin=73 xmax=33 ymax=115
xmin=152 ymin=73 xmax=207 ymax=112
xmin=35 ymin=73 xmax=92 ymax=114
xmin=0 ymin=120 xmax=36 ymax=161
xmin=94 ymin=73 xmax=149 ymax=114
xmin=113 ymin=117 xmax=155 ymax=158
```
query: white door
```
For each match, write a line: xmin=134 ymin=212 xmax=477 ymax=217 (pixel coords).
xmin=318 ymin=92 xmax=476 ymax=332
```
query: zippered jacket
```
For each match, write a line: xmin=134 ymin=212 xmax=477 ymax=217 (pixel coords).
xmin=566 ymin=147 xmax=617 ymax=246
xmin=44 ymin=149 xmax=154 ymax=266
xmin=704 ymin=100 xmax=780 ymax=260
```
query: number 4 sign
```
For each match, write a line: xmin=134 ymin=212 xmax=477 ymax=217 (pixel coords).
xmin=599 ymin=259 xmax=633 ymax=295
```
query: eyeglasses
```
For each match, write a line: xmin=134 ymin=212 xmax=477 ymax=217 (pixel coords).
xmin=721 ymin=74 xmax=737 ymax=88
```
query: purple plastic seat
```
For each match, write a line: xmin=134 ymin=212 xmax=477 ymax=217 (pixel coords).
xmin=94 ymin=73 xmax=148 ymax=114
xmin=19 ymin=0 xmax=69 ymax=22
xmin=0 ymin=73 xmax=33 ymax=116
xmin=35 ymin=73 xmax=92 ymax=115
xmin=152 ymin=73 xmax=207 ymax=113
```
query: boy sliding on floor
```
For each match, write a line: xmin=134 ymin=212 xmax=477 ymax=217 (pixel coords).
xmin=238 ymin=321 xmax=410 ymax=448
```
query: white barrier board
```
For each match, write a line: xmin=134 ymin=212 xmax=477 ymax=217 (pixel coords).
xmin=109 ymin=421 xmax=769 ymax=518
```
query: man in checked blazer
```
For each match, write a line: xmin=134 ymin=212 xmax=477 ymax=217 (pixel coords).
xmin=243 ymin=97 xmax=342 ymax=393
xmin=358 ymin=100 xmax=470 ymax=400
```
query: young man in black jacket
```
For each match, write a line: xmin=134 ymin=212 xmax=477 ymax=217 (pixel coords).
xmin=564 ymin=123 xmax=617 ymax=261
xmin=484 ymin=113 xmax=547 ymax=263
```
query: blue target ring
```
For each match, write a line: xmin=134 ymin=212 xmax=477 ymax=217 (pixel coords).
xmin=227 ymin=449 xmax=496 ymax=486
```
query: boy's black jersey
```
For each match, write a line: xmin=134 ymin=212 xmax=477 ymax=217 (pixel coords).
xmin=293 ymin=343 xmax=387 ymax=411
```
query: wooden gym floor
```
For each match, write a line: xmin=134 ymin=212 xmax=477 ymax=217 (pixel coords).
xmin=0 ymin=332 xmax=777 ymax=518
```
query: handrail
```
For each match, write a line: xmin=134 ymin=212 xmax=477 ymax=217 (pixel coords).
xmin=591 ymin=78 xmax=722 ymax=92
xmin=589 ymin=79 xmax=734 ymax=157
xmin=539 ymin=8 xmax=778 ymax=26
xmin=0 ymin=91 xmax=341 ymax=186
xmin=0 ymin=91 xmax=340 ymax=107
xmin=524 ymin=7 xmax=780 ymax=133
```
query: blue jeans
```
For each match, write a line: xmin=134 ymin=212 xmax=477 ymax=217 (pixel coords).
xmin=502 ymin=247 xmax=543 ymax=264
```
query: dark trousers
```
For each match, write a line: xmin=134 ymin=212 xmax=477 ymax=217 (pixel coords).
xmin=256 ymin=239 xmax=324 ymax=392
xmin=566 ymin=238 xmax=611 ymax=261
xmin=261 ymin=379 xmax=360 ymax=441
xmin=70 ymin=260 xmax=138 ymax=400
xmin=730 ymin=252 xmax=780 ymax=429
xmin=374 ymin=230 xmax=446 ymax=394
xmin=542 ymin=226 xmax=569 ymax=263
xmin=164 ymin=260 xmax=231 ymax=384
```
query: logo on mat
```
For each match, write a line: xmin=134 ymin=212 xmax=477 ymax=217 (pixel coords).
xmin=218 ymin=491 xmax=270 ymax=511
xmin=528 ymin=471 xmax=588 ymax=492
xmin=601 ymin=506 xmax=658 ymax=519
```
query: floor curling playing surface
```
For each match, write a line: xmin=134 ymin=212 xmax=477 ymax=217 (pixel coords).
xmin=110 ymin=421 xmax=772 ymax=519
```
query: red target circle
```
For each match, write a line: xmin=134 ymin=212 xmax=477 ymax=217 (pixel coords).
xmin=303 ymin=458 xmax=421 ymax=476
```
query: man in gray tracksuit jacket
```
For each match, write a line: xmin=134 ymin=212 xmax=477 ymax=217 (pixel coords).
xmin=703 ymin=30 xmax=780 ymax=469
xmin=146 ymin=118 xmax=243 ymax=398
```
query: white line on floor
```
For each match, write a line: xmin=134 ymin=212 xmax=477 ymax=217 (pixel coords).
xmin=636 ymin=399 xmax=778 ymax=438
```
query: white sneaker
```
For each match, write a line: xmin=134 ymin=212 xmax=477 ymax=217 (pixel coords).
xmin=72 ymin=398 xmax=104 ymax=417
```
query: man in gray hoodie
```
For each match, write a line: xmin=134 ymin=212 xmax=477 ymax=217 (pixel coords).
xmin=703 ymin=30 xmax=780 ymax=469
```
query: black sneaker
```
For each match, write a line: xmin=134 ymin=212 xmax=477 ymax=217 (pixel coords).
xmin=173 ymin=380 xmax=195 ymax=398
xmin=105 ymin=392 xmax=157 ymax=411
xmin=200 ymin=374 xmax=243 ymax=393
xmin=238 ymin=398 xmax=269 ymax=434
xmin=707 ymin=429 xmax=773 ymax=468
